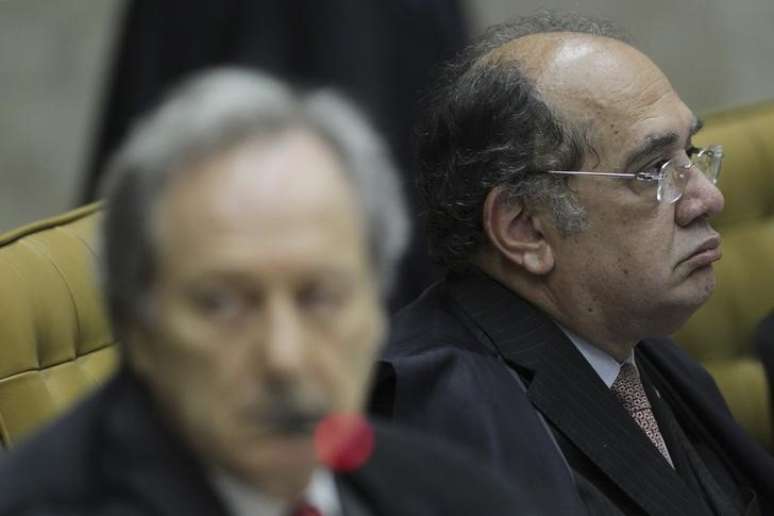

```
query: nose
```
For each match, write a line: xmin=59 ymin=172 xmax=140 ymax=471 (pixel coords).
xmin=261 ymin=297 xmax=305 ymax=378
xmin=674 ymin=167 xmax=725 ymax=227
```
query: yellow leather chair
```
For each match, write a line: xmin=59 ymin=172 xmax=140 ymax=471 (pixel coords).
xmin=0 ymin=203 xmax=117 ymax=448
xmin=675 ymin=100 xmax=774 ymax=449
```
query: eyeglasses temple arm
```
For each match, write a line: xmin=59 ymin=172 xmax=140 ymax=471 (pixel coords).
xmin=548 ymin=170 xmax=637 ymax=178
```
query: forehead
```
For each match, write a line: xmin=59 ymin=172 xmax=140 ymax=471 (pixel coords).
xmin=510 ymin=34 xmax=695 ymax=161
xmin=154 ymin=130 xmax=366 ymax=269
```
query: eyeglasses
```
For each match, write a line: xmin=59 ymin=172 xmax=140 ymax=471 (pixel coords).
xmin=547 ymin=144 xmax=724 ymax=203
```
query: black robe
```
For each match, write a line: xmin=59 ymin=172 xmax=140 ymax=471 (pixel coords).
xmin=371 ymin=271 xmax=774 ymax=515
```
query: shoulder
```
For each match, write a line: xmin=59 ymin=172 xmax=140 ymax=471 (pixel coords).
xmin=372 ymin=313 xmax=506 ymax=423
xmin=381 ymin=280 xmax=494 ymax=377
xmin=371 ymin=278 xmax=524 ymax=423
xmin=386 ymin=280 xmax=476 ymax=357
xmin=342 ymin=420 xmax=538 ymax=515
xmin=0 ymin=376 xmax=120 ymax=515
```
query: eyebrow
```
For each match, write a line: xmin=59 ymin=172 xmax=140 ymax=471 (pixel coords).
xmin=622 ymin=116 xmax=704 ymax=171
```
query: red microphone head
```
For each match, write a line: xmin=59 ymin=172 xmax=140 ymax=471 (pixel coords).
xmin=314 ymin=413 xmax=374 ymax=473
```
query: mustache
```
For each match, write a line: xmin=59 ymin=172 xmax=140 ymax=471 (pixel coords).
xmin=239 ymin=383 xmax=329 ymax=436
xmin=261 ymin=403 xmax=327 ymax=435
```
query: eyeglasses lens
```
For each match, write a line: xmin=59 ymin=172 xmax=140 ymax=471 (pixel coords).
xmin=694 ymin=148 xmax=722 ymax=184
xmin=659 ymin=158 xmax=690 ymax=203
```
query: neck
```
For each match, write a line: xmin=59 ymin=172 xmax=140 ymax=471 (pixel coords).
xmin=212 ymin=467 xmax=316 ymax=516
xmin=540 ymin=295 xmax=639 ymax=362
xmin=557 ymin=321 xmax=634 ymax=365
xmin=231 ymin=462 xmax=314 ymax=502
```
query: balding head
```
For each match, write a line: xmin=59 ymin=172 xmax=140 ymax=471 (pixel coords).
xmin=488 ymin=32 xmax=645 ymax=83
xmin=490 ymin=33 xmax=682 ymax=166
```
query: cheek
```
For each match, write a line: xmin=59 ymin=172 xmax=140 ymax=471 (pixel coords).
xmin=621 ymin=212 xmax=677 ymax=280
xmin=587 ymin=202 xmax=676 ymax=274
xmin=134 ymin=338 xmax=226 ymax=452
xmin=307 ymin=304 xmax=384 ymax=410
xmin=146 ymin=308 xmax=248 ymax=423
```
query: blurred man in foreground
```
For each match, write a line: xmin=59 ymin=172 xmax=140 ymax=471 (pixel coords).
xmin=0 ymin=70 xmax=535 ymax=515
xmin=372 ymin=12 xmax=774 ymax=516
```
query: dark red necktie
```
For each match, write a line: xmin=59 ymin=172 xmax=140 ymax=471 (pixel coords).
xmin=611 ymin=363 xmax=674 ymax=467
xmin=288 ymin=501 xmax=322 ymax=516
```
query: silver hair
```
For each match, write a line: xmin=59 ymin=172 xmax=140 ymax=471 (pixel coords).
xmin=100 ymin=68 xmax=409 ymax=339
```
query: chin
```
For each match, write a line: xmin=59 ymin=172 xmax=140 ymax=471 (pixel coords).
xmin=685 ymin=264 xmax=717 ymax=304
xmin=245 ymin=432 xmax=315 ymax=461
xmin=225 ymin=437 xmax=317 ymax=491
xmin=655 ymin=269 xmax=716 ymax=334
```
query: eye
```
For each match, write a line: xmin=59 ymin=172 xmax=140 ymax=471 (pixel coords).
xmin=297 ymin=281 xmax=348 ymax=314
xmin=637 ymin=159 xmax=669 ymax=182
xmin=687 ymin=145 xmax=700 ymax=158
xmin=189 ymin=286 xmax=245 ymax=321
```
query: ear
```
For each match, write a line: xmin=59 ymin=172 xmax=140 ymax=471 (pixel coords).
xmin=482 ymin=186 xmax=555 ymax=275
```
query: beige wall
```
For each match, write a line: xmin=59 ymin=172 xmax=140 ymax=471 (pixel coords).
xmin=0 ymin=0 xmax=772 ymax=232
xmin=0 ymin=0 xmax=121 ymax=232
xmin=466 ymin=0 xmax=774 ymax=114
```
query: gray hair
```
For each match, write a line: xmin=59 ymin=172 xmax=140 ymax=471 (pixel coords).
xmin=416 ymin=11 xmax=629 ymax=270
xmin=100 ymin=68 xmax=409 ymax=340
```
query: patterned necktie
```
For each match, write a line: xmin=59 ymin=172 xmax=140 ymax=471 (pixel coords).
xmin=611 ymin=363 xmax=674 ymax=467
xmin=288 ymin=501 xmax=322 ymax=516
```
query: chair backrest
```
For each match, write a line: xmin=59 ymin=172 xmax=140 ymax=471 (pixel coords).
xmin=0 ymin=203 xmax=117 ymax=448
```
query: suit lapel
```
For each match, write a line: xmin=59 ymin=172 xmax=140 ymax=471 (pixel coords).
xmin=448 ymin=272 xmax=709 ymax=516
xmin=643 ymin=366 xmax=741 ymax=516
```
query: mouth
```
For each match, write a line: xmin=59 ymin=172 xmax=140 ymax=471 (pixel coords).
xmin=265 ymin=408 xmax=325 ymax=435
xmin=680 ymin=235 xmax=722 ymax=270
xmin=242 ymin=404 xmax=328 ymax=437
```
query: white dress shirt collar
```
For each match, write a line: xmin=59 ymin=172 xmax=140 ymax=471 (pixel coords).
xmin=557 ymin=323 xmax=637 ymax=388
xmin=211 ymin=467 xmax=342 ymax=516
